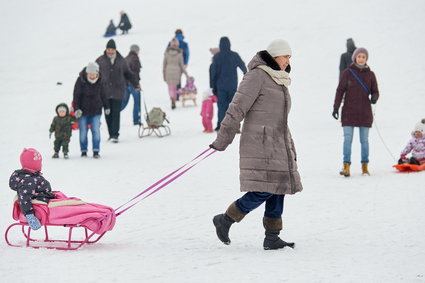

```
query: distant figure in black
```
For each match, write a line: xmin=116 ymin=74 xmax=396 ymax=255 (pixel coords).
xmin=339 ymin=38 xmax=356 ymax=77
xmin=104 ymin=19 xmax=117 ymax=38
xmin=118 ymin=11 xmax=132 ymax=34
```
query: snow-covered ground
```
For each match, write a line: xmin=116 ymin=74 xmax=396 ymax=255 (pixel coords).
xmin=1 ymin=0 xmax=424 ymax=282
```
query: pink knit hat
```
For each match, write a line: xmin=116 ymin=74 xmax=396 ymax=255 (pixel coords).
xmin=351 ymin=47 xmax=369 ymax=63
xmin=20 ymin=148 xmax=42 ymax=172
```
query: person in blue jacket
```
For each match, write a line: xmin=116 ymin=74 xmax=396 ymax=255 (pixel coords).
xmin=210 ymin=36 xmax=247 ymax=130
xmin=174 ymin=29 xmax=189 ymax=67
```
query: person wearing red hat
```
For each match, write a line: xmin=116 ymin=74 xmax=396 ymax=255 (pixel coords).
xmin=9 ymin=148 xmax=56 ymax=230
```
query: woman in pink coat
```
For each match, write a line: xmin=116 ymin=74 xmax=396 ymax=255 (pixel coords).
xmin=200 ymin=89 xmax=218 ymax=133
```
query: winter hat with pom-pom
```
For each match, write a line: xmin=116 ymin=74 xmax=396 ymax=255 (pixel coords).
xmin=413 ymin=122 xmax=425 ymax=134
xmin=20 ymin=148 xmax=42 ymax=172
xmin=266 ymin=39 xmax=292 ymax=57
xmin=352 ymin=47 xmax=369 ymax=63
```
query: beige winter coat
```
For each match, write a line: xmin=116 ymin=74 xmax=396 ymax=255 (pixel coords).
xmin=163 ymin=46 xmax=187 ymax=84
xmin=212 ymin=52 xmax=303 ymax=195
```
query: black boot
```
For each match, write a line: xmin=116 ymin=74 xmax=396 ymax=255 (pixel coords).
xmin=263 ymin=217 xmax=295 ymax=250
xmin=263 ymin=230 xmax=295 ymax=250
xmin=213 ymin=202 xmax=246 ymax=245
xmin=410 ymin=157 xmax=420 ymax=165
xmin=212 ymin=213 xmax=234 ymax=245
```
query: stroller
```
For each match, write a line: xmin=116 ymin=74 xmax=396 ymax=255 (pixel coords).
xmin=5 ymin=191 xmax=116 ymax=250
xmin=177 ymin=76 xmax=197 ymax=107
xmin=138 ymin=107 xmax=171 ymax=138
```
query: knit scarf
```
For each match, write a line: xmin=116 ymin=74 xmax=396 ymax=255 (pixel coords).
xmin=256 ymin=65 xmax=291 ymax=87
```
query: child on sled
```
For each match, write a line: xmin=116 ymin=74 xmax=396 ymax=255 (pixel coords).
xmin=398 ymin=121 xmax=425 ymax=165
xmin=9 ymin=148 xmax=56 ymax=230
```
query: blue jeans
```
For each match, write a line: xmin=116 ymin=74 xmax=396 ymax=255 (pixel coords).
xmin=121 ymin=84 xmax=141 ymax=125
xmin=236 ymin=192 xmax=285 ymax=219
xmin=343 ymin=126 xmax=370 ymax=163
xmin=79 ymin=115 xmax=101 ymax=152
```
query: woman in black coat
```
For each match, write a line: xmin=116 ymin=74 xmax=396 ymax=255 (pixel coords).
xmin=118 ymin=11 xmax=132 ymax=34
xmin=73 ymin=62 xmax=109 ymax=158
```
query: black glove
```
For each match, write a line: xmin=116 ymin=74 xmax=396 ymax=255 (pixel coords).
xmin=370 ymin=98 xmax=377 ymax=104
xmin=332 ymin=109 xmax=339 ymax=120
xmin=209 ymin=143 xmax=225 ymax=151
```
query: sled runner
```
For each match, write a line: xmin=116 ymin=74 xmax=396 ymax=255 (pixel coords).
xmin=138 ymin=107 xmax=171 ymax=138
xmin=5 ymin=191 xmax=116 ymax=250
xmin=393 ymin=162 xmax=425 ymax=172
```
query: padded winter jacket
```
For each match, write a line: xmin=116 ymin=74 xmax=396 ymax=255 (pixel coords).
xmin=163 ymin=46 xmax=187 ymax=84
xmin=401 ymin=135 xmax=425 ymax=160
xmin=211 ymin=51 xmax=303 ymax=195
xmin=73 ymin=68 xmax=108 ymax=116
xmin=9 ymin=169 xmax=56 ymax=215
xmin=210 ymin=37 xmax=247 ymax=92
xmin=334 ymin=64 xmax=380 ymax=128
xmin=96 ymin=51 xmax=137 ymax=100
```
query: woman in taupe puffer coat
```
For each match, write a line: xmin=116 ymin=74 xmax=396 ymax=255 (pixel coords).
xmin=210 ymin=39 xmax=303 ymax=250
xmin=163 ymin=38 xmax=188 ymax=109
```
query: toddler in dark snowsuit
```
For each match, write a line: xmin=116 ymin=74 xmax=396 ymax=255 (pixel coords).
xmin=49 ymin=103 xmax=75 ymax=159
xmin=9 ymin=148 xmax=56 ymax=230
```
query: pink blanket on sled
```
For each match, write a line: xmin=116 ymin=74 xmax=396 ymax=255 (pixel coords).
xmin=13 ymin=192 xmax=116 ymax=234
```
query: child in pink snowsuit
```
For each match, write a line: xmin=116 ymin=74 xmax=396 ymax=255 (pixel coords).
xmin=200 ymin=89 xmax=218 ymax=133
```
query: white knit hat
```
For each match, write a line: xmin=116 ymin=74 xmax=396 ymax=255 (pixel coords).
xmin=86 ymin=62 xmax=99 ymax=74
xmin=266 ymin=39 xmax=292 ymax=57
xmin=203 ymin=88 xmax=213 ymax=100
xmin=414 ymin=122 xmax=425 ymax=133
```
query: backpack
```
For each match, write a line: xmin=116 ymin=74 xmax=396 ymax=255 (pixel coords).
xmin=147 ymin=107 xmax=167 ymax=127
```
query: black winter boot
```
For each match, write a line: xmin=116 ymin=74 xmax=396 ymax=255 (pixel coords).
xmin=212 ymin=213 xmax=234 ymax=245
xmin=263 ymin=230 xmax=295 ymax=250
xmin=263 ymin=217 xmax=295 ymax=250
xmin=410 ymin=157 xmax=420 ymax=165
xmin=213 ymin=202 xmax=246 ymax=245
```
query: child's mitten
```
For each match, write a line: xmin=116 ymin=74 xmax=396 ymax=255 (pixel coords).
xmin=25 ymin=214 xmax=42 ymax=230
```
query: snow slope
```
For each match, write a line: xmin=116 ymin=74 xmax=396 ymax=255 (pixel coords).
xmin=1 ymin=0 xmax=425 ymax=282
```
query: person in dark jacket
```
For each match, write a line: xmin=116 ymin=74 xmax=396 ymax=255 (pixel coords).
xmin=333 ymin=47 xmax=380 ymax=176
xmin=210 ymin=36 xmax=247 ymax=130
xmin=96 ymin=39 xmax=138 ymax=143
xmin=9 ymin=148 xmax=56 ymax=230
xmin=104 ymin=19 xmax=117 ymax=37
xmin=339 ymin=38 xmax=356 ymax=77
xmin=118 ymin=11 xmax=132 ymax=34
xmin=73 ymin=62 xmax=110 ymax=158
xmin=49 ymin=103 xmax=76 ymax=159
xmin=121 ymin=44 xmax=142 ymax=125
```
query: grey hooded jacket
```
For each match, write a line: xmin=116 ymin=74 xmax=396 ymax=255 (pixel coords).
xmin=211 ymin=51 xmax=303 ymax=195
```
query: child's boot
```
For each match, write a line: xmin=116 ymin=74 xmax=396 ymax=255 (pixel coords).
xmin=64 ymin=152 xmax=69 ymax=159
xmin=171 ymin=99 xmax=176 ymax=110
xmin=263 ymin=217 xmax=294 ymax=250
xmin=339 ymin=162 xmax=350 ymax=177
xmin=361 ymin=162 xmax=370 ymax=175
xmin=212 ymin=202 xmax=245 ymax=245
xmin=52 ymin=152 xmax=59 ymax=158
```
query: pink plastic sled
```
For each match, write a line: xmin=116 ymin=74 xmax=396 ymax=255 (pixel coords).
xmin=5 ymin=191 xmax=116 ymax=250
